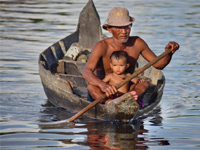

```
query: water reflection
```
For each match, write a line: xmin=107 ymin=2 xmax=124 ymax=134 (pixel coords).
xmin=38 ymin=101 xmax=169 ymax=149
xmin=39 ymin=120 xmax=170 ymax=149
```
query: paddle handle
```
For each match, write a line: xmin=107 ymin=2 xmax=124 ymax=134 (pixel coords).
xmin=68 ymin=50 xmax=172 ymax=122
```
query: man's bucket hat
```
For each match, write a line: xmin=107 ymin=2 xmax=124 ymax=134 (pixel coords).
xmin=103 ymin=7 xmax=135 ymax=30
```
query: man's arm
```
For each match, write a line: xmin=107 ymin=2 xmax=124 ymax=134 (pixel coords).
xmin=138 ymin=38 xmax=179 ymax=70
xmin=82 ymin=41 xmax=105 ymax=87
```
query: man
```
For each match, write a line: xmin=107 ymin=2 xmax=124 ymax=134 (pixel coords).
xmin=82 ymin=7 xmax=179 ymax=103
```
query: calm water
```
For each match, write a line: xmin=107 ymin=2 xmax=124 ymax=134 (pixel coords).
xmin=0 ymin=0 xmax=200 ymax=149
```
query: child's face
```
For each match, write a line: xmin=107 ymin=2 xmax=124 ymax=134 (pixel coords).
xmin=110 ymin=57 xmax=129 ymax=75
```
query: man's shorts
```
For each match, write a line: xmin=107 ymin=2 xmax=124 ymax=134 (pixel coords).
xmin=87 ymin=92 xmax=108 ymax=104
xmin=87 ymin=92 xmax=94 ymax=102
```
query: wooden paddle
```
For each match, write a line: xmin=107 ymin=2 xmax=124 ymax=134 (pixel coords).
xmin=48 ymin=50 xmax=172 ymax=125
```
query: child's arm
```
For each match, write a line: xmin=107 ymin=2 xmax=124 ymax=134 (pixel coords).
xmin=102 ymin=74 xmax=111 ymax=83
xmin=131 ymin=77 xmax=139 ymax=83
xmin=126 ymin=73 xmax=138 ymax=83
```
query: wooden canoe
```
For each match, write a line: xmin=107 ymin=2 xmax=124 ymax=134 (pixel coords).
xmin=38 ymin=0 xmax=165 ymax=122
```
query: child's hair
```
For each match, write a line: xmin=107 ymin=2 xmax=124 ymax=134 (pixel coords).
xmin=110 ymin=51 xmax=129 ymax=63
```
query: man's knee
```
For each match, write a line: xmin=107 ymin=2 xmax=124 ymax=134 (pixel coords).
xmin=140 ymin=81 xmax=149 ymax=93
xmin=135 ymin=81 xmax=149 ymax=94
xmin=87 ymin=84 xmax=102 ymax=100
xmin=87 ymin=84 xmax=93 ymax=92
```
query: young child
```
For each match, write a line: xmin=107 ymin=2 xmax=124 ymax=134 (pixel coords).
xmin=102 ymin=51 xmax=145 ymax=104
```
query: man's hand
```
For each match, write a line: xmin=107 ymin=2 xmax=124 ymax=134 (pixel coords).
xmin=165 ymin=41 xmax=180 ymax=54
xmin=100 ymin=82 xmax=117 ymax=98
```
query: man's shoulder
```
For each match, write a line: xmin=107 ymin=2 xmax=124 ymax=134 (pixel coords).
xmin=92 ymin=39 xmax=110 ymax=55
xmin=95 ymin=38 xmax=110 ymax=49
xmin=128 ymin=36 xmax=147 ymax=47
xmin=129 ymin=36 xmax=143 ymax=42
xmin=94 ymin=38 xmax=114 ymax=54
